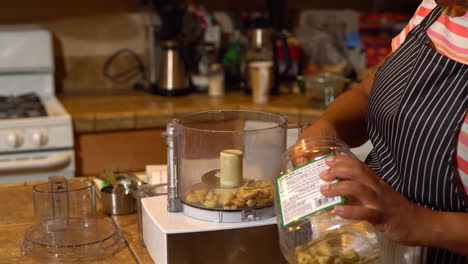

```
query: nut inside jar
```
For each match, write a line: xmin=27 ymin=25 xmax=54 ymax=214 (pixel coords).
xmin=294 ymin=231 xmax=378 ymax=264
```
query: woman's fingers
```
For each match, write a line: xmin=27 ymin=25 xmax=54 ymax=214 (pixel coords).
xmin=322 ymin=155 xmax=383 ymax=192
xmin=334 ymin=205 xmax=382 ymax=224
xmin=292 ymin=154 xmax=309 ymax=167
xmin=320 ymin=181 xmax=379 ymax=208
xmin=290 ymin=140 xmax=311 ymax=167
xmin=340 ymin=195 xmax=360 ymax=205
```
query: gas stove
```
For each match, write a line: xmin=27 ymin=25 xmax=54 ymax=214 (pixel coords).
xmin=0 ymin=26 xmax=75 ymax=183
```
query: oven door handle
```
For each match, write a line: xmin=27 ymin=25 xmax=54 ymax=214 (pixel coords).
xmin=0 ymin=153 xmax=71 ymax=172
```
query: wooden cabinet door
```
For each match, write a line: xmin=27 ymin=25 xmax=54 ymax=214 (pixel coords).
xmin=75 ymin=128 xmax=166 ymax=176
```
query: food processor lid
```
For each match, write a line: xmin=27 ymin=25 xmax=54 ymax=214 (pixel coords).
xmin=22 ymin=176 xmax=124 ymax=262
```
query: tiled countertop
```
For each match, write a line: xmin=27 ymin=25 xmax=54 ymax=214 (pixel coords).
xmin=59 ymin=91 xmax=323 ymax=134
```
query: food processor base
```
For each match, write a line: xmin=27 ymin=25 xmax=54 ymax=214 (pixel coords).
xmin=142 ymin=196 xmax=286 ymax=264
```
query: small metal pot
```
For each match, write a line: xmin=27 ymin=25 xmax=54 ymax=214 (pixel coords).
xmin=101 ymin=184 xmax=137 ymax=215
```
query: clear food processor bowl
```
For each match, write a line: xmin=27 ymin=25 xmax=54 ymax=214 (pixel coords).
xmin=22 ymin=176 xmax=123 ymax=262
xmin=165 ymin=109 xmax=288 ymax=222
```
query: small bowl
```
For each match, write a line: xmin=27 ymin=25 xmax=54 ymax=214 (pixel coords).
xmin=101 ymin=184 xmax=137 ymax=215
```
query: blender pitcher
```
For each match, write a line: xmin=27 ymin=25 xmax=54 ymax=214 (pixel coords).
xmin=22 ymin=176 xmax=123 ymax=262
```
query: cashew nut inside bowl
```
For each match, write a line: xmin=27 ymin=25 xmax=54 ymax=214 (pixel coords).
xmin=184 ymin=179 xmax=274 ymax=210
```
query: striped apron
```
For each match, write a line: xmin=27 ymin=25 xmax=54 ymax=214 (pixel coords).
xmin=365 ymin=6 xmax=468 ymax=264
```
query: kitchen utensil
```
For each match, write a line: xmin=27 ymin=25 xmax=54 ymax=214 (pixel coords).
xmin=22 ymin=176 xmax=123 ymax=262
xmin=305 ymin=72 xmax=349 ymax=109
xmin=244 ymin=8 xmax=291 ymax=96
xmin=191 ymin=42 xmax=217 ymax=93
xmin=145 ymin=0 xmax=190 ymax=96
xmin=268 ymin=0 xmax=292 ymax=94
xmin=98 ymin=170 xmax=145 ymax=188
xmin=101 ymin=183 xmax=137 ymax=215
xmin=245 ymin=26 xmax=273 ymax=95
xmin=249 ymin=61 xmax=273 ymax=104
xmin=249 ymin=27 xmax=271 ymax=49
xmin=156 ymin=40 xmax=190 ymax=96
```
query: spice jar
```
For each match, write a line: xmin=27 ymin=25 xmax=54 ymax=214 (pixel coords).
xmin=275 ymin=137 xmax=380 ymax=264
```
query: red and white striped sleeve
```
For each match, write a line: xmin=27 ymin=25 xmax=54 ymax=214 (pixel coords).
xmin=391 ymin=0 xmax=438 ymax=51
xmin=457 ymin=112 xmax=468 ymax=195
xmin=391 ymin=0 xmax=468 ymax=65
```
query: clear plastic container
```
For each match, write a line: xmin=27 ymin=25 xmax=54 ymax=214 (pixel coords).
xmin=166 ymin=110 xmax=287 ymax=222
xmin=305 ymin=73 xmax=348 ymax=109
xmin=275 ymin=137 xmax=380 ymax=264
xmin=22 ymin=176 xmax=123 ymax=262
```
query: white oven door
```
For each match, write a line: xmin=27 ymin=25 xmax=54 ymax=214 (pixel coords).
xmin=0 ymin=149 xmax=75 ymax=184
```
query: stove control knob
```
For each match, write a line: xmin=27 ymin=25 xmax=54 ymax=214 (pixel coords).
xmin=32 ymin=131 xmax=48 ymax=146
xmin=7 ymin=132 xmax=23 ymax=148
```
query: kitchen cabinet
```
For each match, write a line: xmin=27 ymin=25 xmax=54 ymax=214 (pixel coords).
xmin=75 ymin=128 xmax=167 ymax=176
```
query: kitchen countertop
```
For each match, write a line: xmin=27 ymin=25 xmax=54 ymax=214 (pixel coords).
xmin=0 ymin=178 xmax=153 ymax=264
xmin=59 ymin=90 xmax=323 ymax=134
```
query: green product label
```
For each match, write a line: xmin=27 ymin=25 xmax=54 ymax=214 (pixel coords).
xmin=275 ymin=154 xmax=344 ymax=228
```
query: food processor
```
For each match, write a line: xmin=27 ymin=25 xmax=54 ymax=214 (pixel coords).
xmin=21 ymin=176 xmax=123 ymax=262
xmin=141 ymin=109 xmax=292 ymax=264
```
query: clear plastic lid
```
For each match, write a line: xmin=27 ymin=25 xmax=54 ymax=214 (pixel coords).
xmin=22 ymin=177 xmax=123 ymax=262
xmin=275 ymin=137 xmax=380 ymax=264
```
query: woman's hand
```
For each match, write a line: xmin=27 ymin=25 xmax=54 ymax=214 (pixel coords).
xmin=291 ymin=119 xmax=339 ymax=167
xmin=320 ymin=154 xmax=468 ymax=255
xmin=319 ymin=154 xmax=425 ymax=246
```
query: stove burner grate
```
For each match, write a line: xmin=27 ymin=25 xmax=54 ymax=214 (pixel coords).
xmin=0 ymin=93 xmax=47 ymax=119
